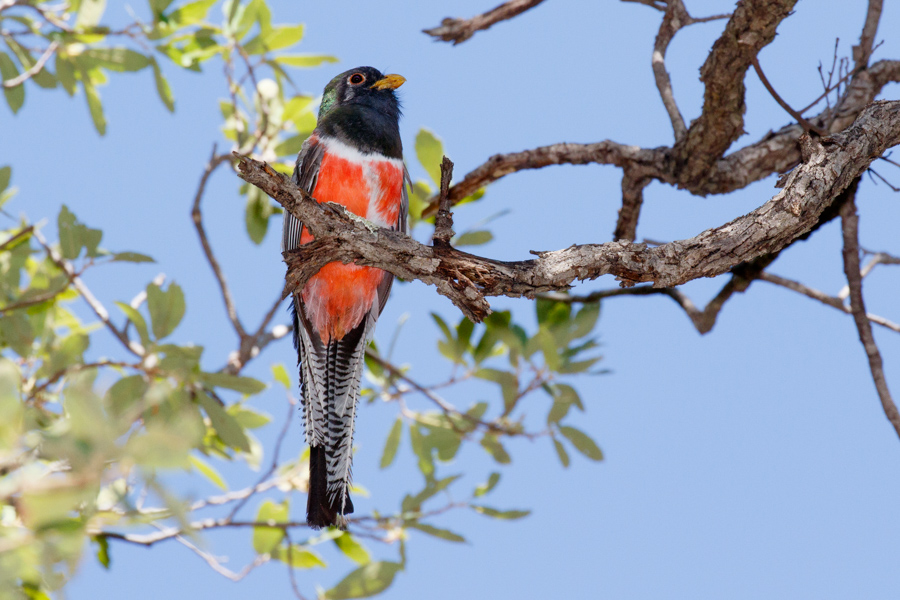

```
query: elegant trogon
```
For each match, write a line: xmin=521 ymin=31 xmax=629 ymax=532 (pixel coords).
xmin=283 ymin=67 xmax=408 ymax=528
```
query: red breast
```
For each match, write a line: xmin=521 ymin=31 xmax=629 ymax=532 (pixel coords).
xmin=300 ymin=134 xmax=404 ymax=343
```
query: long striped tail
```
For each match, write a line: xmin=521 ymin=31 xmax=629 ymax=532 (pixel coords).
xmin=292 ymin=302 xmax=367 ymax=529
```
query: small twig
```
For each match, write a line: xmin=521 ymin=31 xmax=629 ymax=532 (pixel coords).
xmin=191 ymin=146 xmax=246 ymax=339
xmin=2 ymin=41 xmax=58 ymax=88
xmin=225 ymin=394 xmax=296 ymax=521
xmin=172 ymin=533 xmax=269 ymax=581
xmin=0 ymin=284 xmax=68 ymax=315
xmin=423 ymin=0 xmax=546 ymax=45
xmin=840 ymin=194 xmax=900 ymax=439
xmin=621 ymin=0 xmax=665 ymax=10
xmin=0 ymin=224 xmax=33 ymax=252
xmin=432 ymin=156 xmax=455 ymax=249
xmin=751 ymin=55 xmax=829 ymax=136
xmin=284 ymin=530 xmax=312 ymax=600
xmin=866 ymin=167 xmax=900 ymax=191
xmin=651 ymin=0 xmax=689 ymax=141
xmin=758 ymin=272 xmax=899 ymax=334
xmin=33 ymin=229 xmax=144 ymax=357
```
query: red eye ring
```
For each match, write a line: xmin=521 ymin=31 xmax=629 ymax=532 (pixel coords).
xmin=349 ymin=73 xmax=365 ymax=85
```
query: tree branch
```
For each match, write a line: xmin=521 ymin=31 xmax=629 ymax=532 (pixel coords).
xmin=671 ymin=0 xmax=798 ymax=184
xmin=236 ymin=101 xmax=900 ymax=323
xmin=853 ymin=0 xmax=882 ymax=71
xmin=422 ymin=141 xmax=665 ymax=217
xmin=423 ymin=0 xmax=546 ymax=45
xmin=839 ymin=193 xmax=900 ymax=438
xmin=191 ymin=148 xmax=246 ymax=338
xmin=1 ymin=41 xmax=57 ymax=89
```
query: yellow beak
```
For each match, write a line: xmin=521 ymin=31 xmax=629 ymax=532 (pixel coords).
xmin=371 ymin=74 xmax=406 ymax=90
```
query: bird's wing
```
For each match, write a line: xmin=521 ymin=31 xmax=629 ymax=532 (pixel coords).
xmin=284 ymin=136 xmax=328 ymax=450
xmin=373 ymin=164 xmax=410 ymax=317
xmin=282 ymin=136 xmax=325 ymax=254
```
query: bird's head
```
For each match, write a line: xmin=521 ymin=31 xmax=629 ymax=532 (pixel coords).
xmin=318 ymin=67 xmax=405 ymax=121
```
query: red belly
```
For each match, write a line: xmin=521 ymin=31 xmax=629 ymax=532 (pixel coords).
xmin=300 ymin=148 xmax=403 ymax=343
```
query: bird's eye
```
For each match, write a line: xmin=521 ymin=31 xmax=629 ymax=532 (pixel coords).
xmin=349 ymin=73 xmax=365 ymax=85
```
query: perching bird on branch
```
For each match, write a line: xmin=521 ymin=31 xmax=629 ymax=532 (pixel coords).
xmin=283 ymin=67 xmax=408 ymax=528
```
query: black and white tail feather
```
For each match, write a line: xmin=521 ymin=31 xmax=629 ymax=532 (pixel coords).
xmin=283 ymin=136 xmax=408 ymax=528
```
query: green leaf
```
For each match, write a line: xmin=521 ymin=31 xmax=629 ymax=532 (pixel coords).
xmin=558 ymin=425 xmax=603 ymax=461
xmin=126 ymin=421 xmax=196 ymax=468
xmin=229 ymin=406 xmax=271 ymax=429
xmin=415 ymin=129 xmax=444 ymax=188
xmin=0 ymin=166 xmax=10 ymax=193
xmin=535 ymin=327 xmax=560 ymax=372
xmin=252 ymin=499 xmax=288 ymax=554
xmin=274 ymin=54 xmax=338 ymax=67
xmin=196 ymin=392 xmax=251 ymax=452
xmin=112 ymin=252 xmax=155 ymax=263
xmin=407 ymin=522 xmax=466 ymax=543
xmin=379 ymin=417 xmax=402 ymax=469
xmin=466 ymin=401 xmax=488 ymax=421
xmin=83 ymin=48 xmax=152 ymax=72
xmin=479 ymin=433 xmax=511 ymax=465
xmin=150 ymin=0 xmax=176 ymax=17
xmin=245 ymin=24 xmax=305 ymax=54
xmin=536 ymin=297 xmax=571 ymax=328
xmin=272 ymin=545 xmax=327 ymax=568
xmin=81 ymin=75 xmax=106 ymax=136
xmin=453 ymin=230 xmax=492 ymax=247
xmin=324 ymin=561 xmax=403 ymax=600
xmin=471 ymin=505 xmax=531 ymax=520
xmin=146 ymin=281 xmax=185 ymax=339
xmin=474 ymin=368 xmax=518 ymax=413
xmin=166 ymin=0 xmax=217 ymax=27
xmin=401 ymin=474 xmax=461 ymax=513
xmin=190 ymin=454 xmax=227 ymax=490
xmin=430 ymin=313 xmax=452 ymax=340
xmin=93 ymin=535 xmax=111 ymax=569
xmin=273 ymin=132 xmax=308 ymax=156
xmin=425 ymin=425 xmax=461 ymax=462
xmin=572 ymin=302 xmax=600 ymax=339
xmin=151 ymin=59 xmax=175 ymax=112
xmin=546 ymin=383 xmax=582 ymax=424
xmin=56 ymin=54 xmax=76 ymax=96
xmin=282 ymin=94 xmax=313 ymax=124
xmin=408 ymin=423 xmax=433 ymax=477
xmin=557 ymin=357 xmax=601 ymax=374
xmin=58 ymin=205 xmax=102 ymax=259
xmin=75 ymin=0 xmax=106 ymax=28
xmin=334 ymin=531 xmax=371 ymax=565
xmin=115 ymin=302 xmax=150 ymax=347
xmin=200 ymin=371 xmax=266 ymax=395
xmin=104 ymin=374 xmax=147 ymax=418
xmin=244 ymin=187 xmax=273 ymax=244
xmin=474 ymin=472 xmax=500 ymax=497
xmin=0 ymin=52 xmax=25 ymax=114
xmin=271 ymin=363 xmax=291 ymax=389
xmin=553 ymin=438 xmax=570 ymax=468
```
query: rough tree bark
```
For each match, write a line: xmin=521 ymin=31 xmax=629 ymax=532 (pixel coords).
xmin=234 ymin=100 xmax=900 ymax=323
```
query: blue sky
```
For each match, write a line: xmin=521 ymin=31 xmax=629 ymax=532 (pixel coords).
xmin=4 ymin=0 xmax=900 ymax=598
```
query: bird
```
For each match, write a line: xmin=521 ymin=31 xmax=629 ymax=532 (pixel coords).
xmin=282 ymin=67 xmax=408 ymax=529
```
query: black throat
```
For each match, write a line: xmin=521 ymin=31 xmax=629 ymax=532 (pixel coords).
xmin=317 ymin=104 xmax=402 ymax=159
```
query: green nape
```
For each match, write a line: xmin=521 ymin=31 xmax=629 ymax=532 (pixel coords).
xmin=318 ymin=73 xmax=343 ymax=118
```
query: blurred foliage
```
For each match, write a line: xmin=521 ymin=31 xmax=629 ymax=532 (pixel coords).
xmin=0 ymin=1 xmax=606 ymax=598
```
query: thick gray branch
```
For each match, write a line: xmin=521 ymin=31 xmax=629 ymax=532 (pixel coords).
xmin=235 ymin=101 xmax=900 ymax=323
xmin=671 ymin=0 xmax=797 ymax=184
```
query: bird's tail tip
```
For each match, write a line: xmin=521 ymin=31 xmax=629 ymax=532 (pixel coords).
xmin=307 ymin=445 xmax=354 ymax=529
